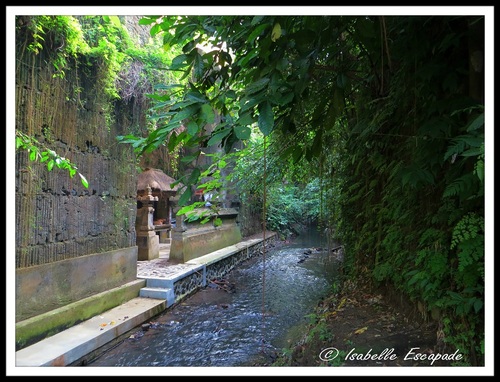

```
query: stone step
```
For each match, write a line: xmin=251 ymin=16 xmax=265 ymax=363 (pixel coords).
xmin=143 ymin=277 xmax=174 ymax=289
xmin=15 ymin=297 xmax=166 ymax=367
xmin=139 ymin=287 xmax=175 ymax=307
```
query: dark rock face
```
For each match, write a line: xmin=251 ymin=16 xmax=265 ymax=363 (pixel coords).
xmin=15 ymin=20 xmax=138 ymax=268
xmin=14 ymin=17 xmax=141 ymax=323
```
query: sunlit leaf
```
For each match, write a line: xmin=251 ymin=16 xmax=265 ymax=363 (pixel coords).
xmin=79 ymin=173 xmax=89 ymax=188
xmin=271 ymin=23 xmax=282 ymax=42
xmin=108 ymin=16 xmax=121 ymax=27
xmin=16 ymin=137 xmax=23 ymax=149
xmin=354 ymin=326 xmax=368 ymax=335
xmin=177 ymin=203 xmax=197 ymax=216
xmin=150 ymin=23 xmax=162 ymax=37
xmin=139 ymin=16 xmax=160 ymax=26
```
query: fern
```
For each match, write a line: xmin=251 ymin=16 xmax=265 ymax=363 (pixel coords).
xmin=400 ymin=164 xmax=435 ymax=188
xmin=444 ymin=134 xmax=484 ymax=162
xmin=451 ymin=212 xmax=485 ymax=289
xmin=451 ymin=212 xmax=484 ymax=250
xmin=442 ymin=173 xmax=476 ymax=198
xmin=466 ymin=112 xmax=484 ymax=132
xmin=443 ymin=112 xmax=484 ymax=174
xmin=474 ymin=160 xmax=484 ymax=184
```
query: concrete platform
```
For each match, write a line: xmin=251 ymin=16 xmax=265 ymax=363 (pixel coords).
xmin=15 ymin=297 xmax=166 ymax=367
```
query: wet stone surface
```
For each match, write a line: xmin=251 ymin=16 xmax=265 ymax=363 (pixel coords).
xmin=137 ymin=258 xmax=197 ymax=278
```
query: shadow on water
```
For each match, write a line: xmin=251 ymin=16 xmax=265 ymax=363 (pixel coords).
xmin=87 ymin=226 xmax=341 ymax=367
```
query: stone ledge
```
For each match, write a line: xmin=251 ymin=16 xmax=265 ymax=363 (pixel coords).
xmin=185 ymin=237 xmax=265 ymax=266
xmin=15 ymin=296 xmax=165 ymax=367
xmin=15 ymin=279 xmax=145 ymax=351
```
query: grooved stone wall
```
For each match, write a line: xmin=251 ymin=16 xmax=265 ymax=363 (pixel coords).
xmin=15 ymin=17 xmax=140 ymax=321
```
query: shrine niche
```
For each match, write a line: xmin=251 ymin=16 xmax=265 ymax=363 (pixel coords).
xmin=136 ymin=168 xmax=182 ymax=247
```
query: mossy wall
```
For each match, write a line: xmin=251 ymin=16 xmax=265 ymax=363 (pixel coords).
xmin=15 ymin=18 xmax=139 ymax=320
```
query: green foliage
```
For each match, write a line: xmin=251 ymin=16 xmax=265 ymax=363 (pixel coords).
xmin=450 ymin=212 xmax=484 ymax=291
xmin=264 ymin=183 xmax=321 ymax=238
xmin=19 ymin=15 xmax=185 ymax=184
xmin=120 ymin=16 xmax=360 ymax=203
xmin=22 ymin=15 xmax=90 ymax=78
xmin=330 ymin=16 xmax=485 ymax=364
xmin=442 ymin=317 xmax=483 ymax=366
xmin=118 ymin=15 xmax=485 ymax=364
xmin=304 ymin=313 xmax=333 ymax=343
xmin=442 ymin=110 xmax=485 ymax=202
xmin=175 ymin=152 xmax=232 ymax=225
xmin=226 ymin=130 xmax=324 ymax=238
xmin=78 ymin=16 xmax=134 ymax=99
xmin=16 ymin=131 xmax=89 ymax=188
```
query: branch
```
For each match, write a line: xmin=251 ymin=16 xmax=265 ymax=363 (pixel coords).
xmin=15 ymin=130 xmax=89 ymax=188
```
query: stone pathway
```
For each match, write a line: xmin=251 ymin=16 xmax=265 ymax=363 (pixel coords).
xmin=136 ymin=243 xmax=196 ymax=278
xmin=136 ymin=232 xmax=276 ymax=279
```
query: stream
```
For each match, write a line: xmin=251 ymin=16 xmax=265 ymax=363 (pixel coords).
xmin=87 ymin=227 xmax=340 ymax=367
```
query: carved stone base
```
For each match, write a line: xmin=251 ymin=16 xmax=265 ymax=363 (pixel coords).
xmin=136 ymin=231 xmax=160 ymax=261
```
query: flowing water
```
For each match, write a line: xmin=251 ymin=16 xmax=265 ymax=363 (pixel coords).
xmin=87 ymin=227 xmax=340 ymax=367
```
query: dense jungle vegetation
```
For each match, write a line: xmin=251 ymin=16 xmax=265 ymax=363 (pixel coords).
xmin=16 ymin=14 xmax=486 ymax=365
